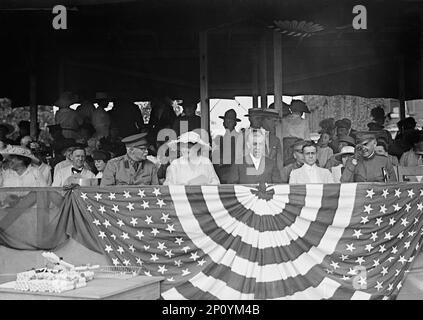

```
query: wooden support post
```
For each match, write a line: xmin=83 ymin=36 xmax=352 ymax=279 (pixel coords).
xmin=399 ymin=56 xmax=406 ymax=120
xmin=273 ymin=31 xmax=283 ymax=115
xmin=259 ymin=34 xmax=268 ymax=108
xmin=29 ymin=73 xmax=38 ymax=139
xmin=29 ymin=37 xmax=38 ymax=139
xmin=273 ymin=31 xmax=284 ymax=167
xmin=199 ymin=31 xmax=210 ymax=143
xmin=252 ymin=48 xmax=259 ymax=109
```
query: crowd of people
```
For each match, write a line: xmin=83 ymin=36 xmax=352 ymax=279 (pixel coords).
xmin=0 ymin=92 xmax=420 ymax=188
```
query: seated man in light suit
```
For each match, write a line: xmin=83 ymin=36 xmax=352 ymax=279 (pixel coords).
xmin=228 ymin=129 xmax=281 ymax=184
xmin=289 ymin=141 xmax=334 ymax=184
xmin=52 ymin=145 xmax=96 ymax=187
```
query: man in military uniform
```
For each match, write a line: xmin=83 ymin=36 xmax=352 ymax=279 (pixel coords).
xmin=341 ymin=133 xmax=397 ymax=183
xmin=101 ymin=132 xmax=159 ymax=186
xmin=280 ymin=138 xmax=305 ymax=183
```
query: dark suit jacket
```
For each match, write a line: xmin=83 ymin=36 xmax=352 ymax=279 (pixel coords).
xmin=227 ymin=155 xmax=282 ymax=184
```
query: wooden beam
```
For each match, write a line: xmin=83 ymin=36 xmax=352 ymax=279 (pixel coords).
xmin=199 ymin=31 xmax=210 ymax=142
xmin=66 ymin=60 xmax=199 ymax=89
xmin=259 ymin=33 xmax=268 ymax=108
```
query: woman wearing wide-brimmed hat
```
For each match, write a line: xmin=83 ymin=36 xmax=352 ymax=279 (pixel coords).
xmin=330 ymin=146 xmax=355 ymax=183
xmin=54 ymin=91 xmax=84 ymax=141
xmin=0 ymin=145 xmax=47 ymax=187
xmin=164 ymin=131 xmax=219 ymax=185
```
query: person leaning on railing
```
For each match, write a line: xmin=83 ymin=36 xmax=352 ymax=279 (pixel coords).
xmin=340 ymin=133 xmax=397 ymax=183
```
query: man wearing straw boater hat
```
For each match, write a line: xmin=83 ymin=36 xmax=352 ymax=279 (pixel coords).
xmin=341 ymin=132 xmax=397 ymax=182
xmin=212 ymin=109 xmax=241 ymax=183
xmin=101 ymin=132 xmax=158 ymax=186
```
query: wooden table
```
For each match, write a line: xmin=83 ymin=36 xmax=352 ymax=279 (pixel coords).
xmin=0 ymin=274 xmax=163 ymax=300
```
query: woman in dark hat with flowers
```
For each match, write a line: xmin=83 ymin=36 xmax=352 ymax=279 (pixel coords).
xmin=0 ymin=123 xmax=15 ymax=145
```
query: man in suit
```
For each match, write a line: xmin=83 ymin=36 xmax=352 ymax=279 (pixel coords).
xmin=212 ymin=109 xmax=241 ymax=184
xmin=280 ymin=138 xmax=305 ymax=183
xmin=101 ymin=132 xmax=159 ymax=186
xmin=289 ymin=141 xmax=334 ymax=184
xmin=228 ymin=129 xmax=281 ymax=184
xmin=52 ymin=145 xmax=95 ymax=187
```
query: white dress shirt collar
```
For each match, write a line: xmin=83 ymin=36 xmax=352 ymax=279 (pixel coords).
xmin=249 ymin=153 xmax=263 ymax=170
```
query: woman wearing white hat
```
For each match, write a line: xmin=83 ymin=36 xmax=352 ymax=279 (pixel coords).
xmin=0 ymin=146 xmax=47 ymax=187
xmin=164 ymin=131 xmax=220 ymax=185
xmin=330 ymin=146 xmax=355 ymax=183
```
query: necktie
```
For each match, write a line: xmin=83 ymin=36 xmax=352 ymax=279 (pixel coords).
xmin=71 ymin=167 xmax=83 ymax=174
xmin=133 ymin=162 xmax=139 ymax=171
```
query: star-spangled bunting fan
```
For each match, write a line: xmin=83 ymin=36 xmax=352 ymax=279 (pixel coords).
xmin=69 ymin=183 xmax=423 ymax=300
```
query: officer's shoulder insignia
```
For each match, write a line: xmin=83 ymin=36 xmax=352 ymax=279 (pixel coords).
xmin=109 ymin=155 xmax=125 ymax=164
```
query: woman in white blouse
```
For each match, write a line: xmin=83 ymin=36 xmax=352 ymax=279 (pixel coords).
xmin=0 ymin=146 xmax=47 ymax=187
xmin=163 ymin=131 xmax=220 ymax=185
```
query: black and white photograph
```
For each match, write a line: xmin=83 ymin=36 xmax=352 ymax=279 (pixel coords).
xmin=0 ymin=0 xmax=423 ymax=305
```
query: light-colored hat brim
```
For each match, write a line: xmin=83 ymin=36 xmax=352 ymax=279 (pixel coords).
xmin=0 ymin=151 xmax=39 ymax=163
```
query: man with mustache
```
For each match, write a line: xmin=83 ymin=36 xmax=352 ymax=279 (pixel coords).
xmin=100 ymin=132 xmax=158 ymax=186
xmin=341 ymin=133 xmax=397 ymax=183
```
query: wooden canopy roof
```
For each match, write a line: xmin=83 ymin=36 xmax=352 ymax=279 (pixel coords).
xmin=0 ymin=0 xmax=422 ymax=106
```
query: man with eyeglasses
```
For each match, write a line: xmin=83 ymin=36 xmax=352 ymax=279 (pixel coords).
xmin=341 ymin=133 xmax=397 ymax=183
xmin=100 ymin=132 xmax=158 ymax=186
xmin=289 ymin=141 xmax=334 ymax=184
xmin=280 ymin=138 xmax=305 ymax=183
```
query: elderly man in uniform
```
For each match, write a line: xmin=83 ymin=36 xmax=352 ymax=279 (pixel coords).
xmin=280 ymin=138 xmax=305 ymax=183
xmin=341 ymin=133 xmax=397 ymax=182
xmin=101 ymin=132 xmax=158 ymax=186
